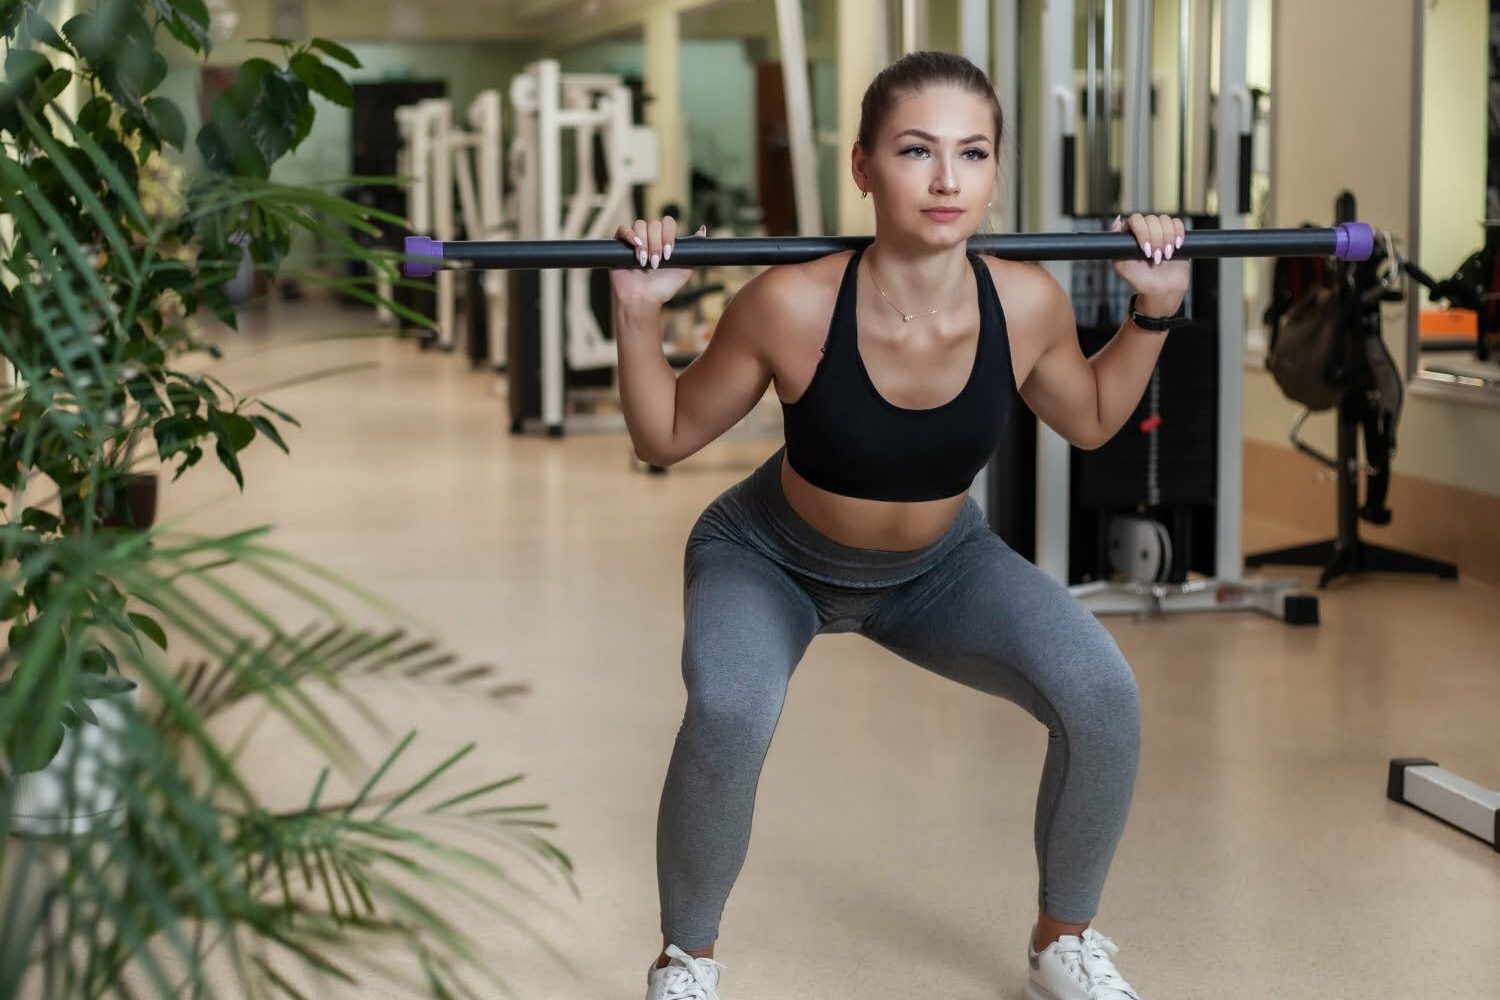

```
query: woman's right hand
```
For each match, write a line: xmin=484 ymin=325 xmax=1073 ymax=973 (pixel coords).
xmin=608 ymin=215 xmax=707 ymax=311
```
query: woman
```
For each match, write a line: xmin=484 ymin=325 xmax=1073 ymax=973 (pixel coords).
xmin=611 ymin=51 xmax=1187 ymax=1000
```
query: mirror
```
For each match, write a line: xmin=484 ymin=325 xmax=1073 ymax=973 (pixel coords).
xmin=1411 ymin=0 xmax=1500 ymax=399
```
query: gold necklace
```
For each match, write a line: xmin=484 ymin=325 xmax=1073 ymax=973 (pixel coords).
xmin=865 ymin=254 xmax=964 ymax=323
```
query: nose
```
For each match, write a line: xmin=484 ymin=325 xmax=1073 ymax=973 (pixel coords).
xmin=931 ymin=157 xmax=958 ymax=195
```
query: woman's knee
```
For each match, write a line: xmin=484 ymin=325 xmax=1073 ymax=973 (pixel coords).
xmin=681 ymin=690 xmax=786 ymax=757
xmin=1054 ymin=641 xmax=1141 ymax=749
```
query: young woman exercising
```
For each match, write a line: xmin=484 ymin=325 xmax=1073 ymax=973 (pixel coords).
xmin=611 ymin=51 xmax=1188 ymax=1000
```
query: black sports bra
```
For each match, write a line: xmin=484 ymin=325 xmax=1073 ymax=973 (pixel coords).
xmin=780 ymin=248 xmax=1016 ymax=502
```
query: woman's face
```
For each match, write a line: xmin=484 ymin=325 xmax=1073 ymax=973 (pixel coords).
xmin=854 ymin=84 xmax=998 ymax=246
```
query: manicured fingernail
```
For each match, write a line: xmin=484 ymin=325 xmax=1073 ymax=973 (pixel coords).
xmin=664 ymin=243 xmax=672 ymax=261
xmin=1165 ymin=245 xmax=1173 ymax=260
xmin=650 ymin=253 xmax=660 ymax=269
xmin=1154 ymin=249 xmax=1162 ymax=266
xmin=633 ymin=235 xmax=643 ymax=247
xmin=1144 ymin=242 xmax=1152 ymax=257
xmin=1176 ymin=235 xmax=1184 ymax=248
xmin=638 ymin=249 xmax=647 ymax=266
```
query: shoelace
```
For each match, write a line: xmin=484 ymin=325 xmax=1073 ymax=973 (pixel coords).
xmin=655 ymin=949 xmax=727 ymax=1000
xmin=1053 ymin=929 xmax=1141 ymax=1000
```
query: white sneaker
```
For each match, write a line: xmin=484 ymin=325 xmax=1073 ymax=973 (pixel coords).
xmin=645 ymin=943 xmax=727 ymax=1000
xmin=1024 ymin=926 xmax=1142 ymax=1000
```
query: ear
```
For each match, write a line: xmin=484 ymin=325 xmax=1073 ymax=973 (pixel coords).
xmin=850 ymin=143 xmax=871 ymax=193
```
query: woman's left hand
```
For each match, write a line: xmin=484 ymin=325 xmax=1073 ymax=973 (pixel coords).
xmin=1111 ymin=212 xmax=1190 ymax=318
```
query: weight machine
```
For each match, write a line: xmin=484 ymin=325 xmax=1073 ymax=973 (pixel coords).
xmin=507 ymin=59 xmax=658 ymax=435
xmin=387 ymin=91 xmax=511 ymax=368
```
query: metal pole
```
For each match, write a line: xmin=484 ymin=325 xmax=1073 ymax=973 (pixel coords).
xmin=1092 ymin=0 xmax=1104 ymax=215
xmin=774 ymin=0 xmax=825 ymax=236
xmin=537 ymin=60 xmax=565 ymax=435
xmin=1040 ymin=0 xmax=1077 ymax=582
xmin=961 ymin=0 xmax=990 ymax=70
xmin=1177 ymin=0 xmax=1188 ymax=213
xmin=991 ymin=0 xmax=1020 ymax=229
xmin=1215 ymin=0 xmax=1249 ymax=581
xmin=1121 ymin=0 xmax=1153 ymax=211
xmin=1101 ymin=0 xmax=1115 ymax=213
xmin=902 ymin=0 xmax=929 ymax=53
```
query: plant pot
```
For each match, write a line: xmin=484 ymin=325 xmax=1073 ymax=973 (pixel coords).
xmin=98 ymin=473 xmax=158 ymax=530
xmin=8 ymin=680 xmax=140 ymax=836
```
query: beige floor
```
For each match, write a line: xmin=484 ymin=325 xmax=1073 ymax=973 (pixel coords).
xmin=169 ymin=303 xmax=1499 ymax=999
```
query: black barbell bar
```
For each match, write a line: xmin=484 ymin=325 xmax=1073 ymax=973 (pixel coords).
xmin=402 ymin=224 xmax=1376 ymax=277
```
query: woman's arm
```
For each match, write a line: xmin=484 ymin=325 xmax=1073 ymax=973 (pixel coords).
xmin=615 ymin=267 xmax=783 ymax=466
xmin=1012 ymin=213 xmax=1189 ymax=450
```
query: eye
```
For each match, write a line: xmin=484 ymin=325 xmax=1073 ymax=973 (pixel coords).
xmin=900 ymin=145 xmax=929 ymax=158
xmin=962 ymin=149 xmax=989 ymax=161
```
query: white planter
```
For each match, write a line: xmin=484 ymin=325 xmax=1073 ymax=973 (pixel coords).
xmin=9 ymin=681 xmax=140 ymax=836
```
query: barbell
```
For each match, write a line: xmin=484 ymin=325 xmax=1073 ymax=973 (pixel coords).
xmin=402 ymin=223 xmax=1376 ymax=277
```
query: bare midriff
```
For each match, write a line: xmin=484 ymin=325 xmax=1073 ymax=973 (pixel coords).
xmin=778 ymin=453 xmax=968 ymax=552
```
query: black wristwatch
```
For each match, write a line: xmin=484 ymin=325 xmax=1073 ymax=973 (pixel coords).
xmin=1127 ymin=294 xmax=1191 ymax=333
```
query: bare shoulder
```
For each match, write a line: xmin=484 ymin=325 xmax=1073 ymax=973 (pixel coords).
xmin=975 ymin=254 xmax=1076 ymax=381
xmin=975 ymin=254 xmax=1070 ymax=316
xmin=722 ymin=251 xmax=845 ymax=357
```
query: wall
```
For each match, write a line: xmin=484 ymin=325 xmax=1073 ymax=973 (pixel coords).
xmin=1417 ymin=0 xmax=1488 ymax=301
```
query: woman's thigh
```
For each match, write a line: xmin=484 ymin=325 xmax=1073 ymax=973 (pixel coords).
xmin=860 ymin=530 xmax=1139 ymax=725
xmin=681 ymin=536 xmax=822 ymax=729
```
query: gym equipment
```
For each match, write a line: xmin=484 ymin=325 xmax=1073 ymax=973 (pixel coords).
xmin=1245 ymin=192 xmax=1458 ymax=588
xmin=1028 ymin=0 xmax=1323 ymax=623
xmin=1388 ymin=758 xmax=1499 ymax=852
xmin=1403 ymin=225 xmax=1500 ymax=363
xmin=506 ymin=58 xmax=659 ymax=436
xmin=388 ymin=91 xmax=511 ymax=362
xmin=402 ymin=225 xmax=1374 ymax=275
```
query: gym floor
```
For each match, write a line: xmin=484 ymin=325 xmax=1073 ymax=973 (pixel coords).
xmin=180 ymin=303 xmax=1499 ymax=999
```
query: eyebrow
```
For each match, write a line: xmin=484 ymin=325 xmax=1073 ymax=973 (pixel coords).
xmin=893 ymin=128 xmax=992 ymax=145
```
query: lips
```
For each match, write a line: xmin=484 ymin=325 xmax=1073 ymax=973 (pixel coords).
xmin=922 ymin=208 xmax=963 ymax=220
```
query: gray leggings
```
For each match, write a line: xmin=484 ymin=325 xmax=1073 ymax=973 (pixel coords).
xmin=658 ymin=448 xmax=1141 ymax=952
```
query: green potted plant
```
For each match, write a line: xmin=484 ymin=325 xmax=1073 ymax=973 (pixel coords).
xmin=0 ymin=1 xmax=578 ymax=995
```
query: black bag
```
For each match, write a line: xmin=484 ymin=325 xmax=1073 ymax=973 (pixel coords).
xmin=1266 ymin=282 xmax=1345 ymax=411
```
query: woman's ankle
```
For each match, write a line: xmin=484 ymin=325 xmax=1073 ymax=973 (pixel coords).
xmin=657 ymin=943 xmax=715 ymax=968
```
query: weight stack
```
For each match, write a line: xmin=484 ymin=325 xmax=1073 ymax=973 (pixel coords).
xmin=1068 ymin=316 xmax=1219 ymax=584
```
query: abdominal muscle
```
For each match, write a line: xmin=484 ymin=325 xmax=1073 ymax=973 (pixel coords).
xmin=778 ymin=454 xmax=967 ymax=552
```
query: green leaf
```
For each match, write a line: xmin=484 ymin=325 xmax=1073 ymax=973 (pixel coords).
xmin=258 ymin=400 xmax=302 ymax=428
xmin=310 ymin=38 xmax=362 ymax=69
xmin=248 ymin=414 xmax=290 ymax=454
xmin=236 ymin=56 xmax=279 ymax=97
xmin=144 ymin=95 xmax=186 ymax=149
xmin=20 ymin=508 xmax=62 ymax=534
xmin=4 ymin=49 xmax=52 ymax=91
xmin=129 ymin=612 xmax=169 ymax=651
xmin=76 ymin=674 xmax=134 ymax=699
xmin=80 ymin=648 xmax=111 ymax=676
xmin=77 ymin=95 xmax=112 ymax=134
xmin=61 ymin=12 xmax=112 ymax=63
xmin=28 ymin=69 xmax=71 ymax=112
xmin=196 ymin=117 xmax=270 ymax=179
xmin=290 ymin=53 xmax=353 ymax=109
xmin=250 ymin=36 xmax=295 ymax=47
xmin=165 ymin=0 xmax=210 ymax=50
xmin=245 ymin=73 xmax=303 ymax=165
xmin=168 ymin=0 xmax=211 ymax=28
xmin=25 ymin=13 xmax=72 ymax=55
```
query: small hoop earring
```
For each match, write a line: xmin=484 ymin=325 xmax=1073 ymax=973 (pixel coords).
xmin=860 ymin=190 xmax=869 ymax=200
